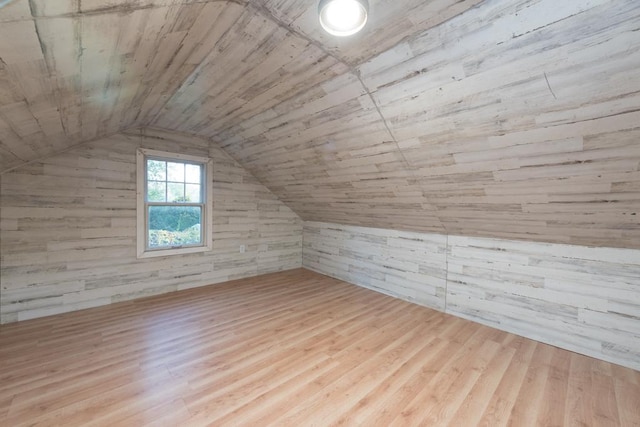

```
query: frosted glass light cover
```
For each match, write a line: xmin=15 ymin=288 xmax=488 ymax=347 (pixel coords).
xmin=318 ymin=0 xmax=369 ymax=37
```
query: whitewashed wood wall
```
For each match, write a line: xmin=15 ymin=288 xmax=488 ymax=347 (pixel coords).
xmin=0 ymin=128 xmax=302 ymax=324
xmin=1 ymin=0 xmax=638 ymax=250
xmin=303 ymin=222 xmax=640 ymax=371
xmin=303 ymin=221 xmax=448 ymax=311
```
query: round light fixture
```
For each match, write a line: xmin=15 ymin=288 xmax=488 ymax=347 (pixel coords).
xmin=318 ymin=0 xmax=369 ymax=37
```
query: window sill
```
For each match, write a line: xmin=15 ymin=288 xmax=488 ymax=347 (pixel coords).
xmin=137 ymin=245 xmax=211 ymax=259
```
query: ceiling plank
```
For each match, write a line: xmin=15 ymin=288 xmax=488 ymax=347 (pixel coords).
xmin=0 ymin=0 xmax=639 ymax=249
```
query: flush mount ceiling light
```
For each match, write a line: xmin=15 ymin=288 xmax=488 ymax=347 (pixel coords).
xmin=318 ymin=0 xmax=369 ymax=37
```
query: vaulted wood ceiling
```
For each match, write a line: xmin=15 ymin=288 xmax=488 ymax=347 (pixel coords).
xmin=1 ymin=0 xmax=639 ymax=248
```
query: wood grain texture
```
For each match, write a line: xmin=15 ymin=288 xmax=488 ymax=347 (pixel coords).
xmin=1 ymin=0 xmax=638 ymax=249
xmin=446 ymin=235 xmax=640 ymax=372
xmin=212 ymin=0 xmax=640 ymax=250
xmin=357 ymin=0 xmax=640 ymax=249
xmin=0 ymin=128 xmax=302 ymax=324
xmin=213 ymin=72 xmax=447 ymax=234
xmin=303 ymin=221 xmax=448 ymax=310
xmin=0 ymin=0 xmax=476 ymax=170
xmin=303 ymin=222 xmax=640 ymax=371
xmin=250 ymin=0 xmax=484 ymax=65
xmin=0 ymin=269 xmax=638 ymax=426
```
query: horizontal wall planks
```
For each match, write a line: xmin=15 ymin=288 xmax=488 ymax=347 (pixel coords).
xmin=303 ymin=222 xmax=640 ymax=371
xmin=185 ymin=0 xmax=640 ymax=250
xmin=0 ymin=0 xmax=351 ymax=172
xmin=355 ymin=0 xmax=640 ymax=249
xmin=0 ymin=128 xmax=302 ymax=324
xmin=303 ymin=221 xmax=448 ymax=311
xmin=215 ymin=73 xmax=447 ymax=234
xmin=446 ymin=235 xmax=640 ymax=372
xmin=1 ymin=0 xmax=639 ymax=249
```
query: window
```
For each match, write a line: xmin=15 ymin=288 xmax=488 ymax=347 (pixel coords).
xmin=137 ymin=149 xmax=212 ymax=258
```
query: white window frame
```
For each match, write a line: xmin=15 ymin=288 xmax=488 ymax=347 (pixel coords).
xmin=136 ymin=148 xmax=213 ymax=259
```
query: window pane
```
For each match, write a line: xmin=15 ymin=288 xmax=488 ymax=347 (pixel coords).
xmin=148 ymin=205 xmax=202 ymax=249
xmin=147 ymin=160 xmax=166 ymax=181
xmin=167 ymin=182 xmax=185 ymax=203
xmin=167 ymin=162 xmax=185 ymax=182
xmin=186 ymin=184 xmax=201 ymax=203
xmin=147 ymin=181 xmax=166 ymax=202
xmin=185 ymin=164 xmax=201 ymax=184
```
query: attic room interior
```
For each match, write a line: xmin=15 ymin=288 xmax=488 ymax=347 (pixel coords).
xmin=0 ymin=0 xmax=639 ymax=425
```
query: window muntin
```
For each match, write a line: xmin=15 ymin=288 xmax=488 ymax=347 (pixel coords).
xmin=145 ymin=156 xmax=204 ymax=250
xmin=137 ymin=149 xmax=212 ymax=258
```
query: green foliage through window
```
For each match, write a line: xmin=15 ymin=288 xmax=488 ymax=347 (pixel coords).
xmin=149 ymin=206 xmax=201 ymax=232
xmin=146 ymin=159 xmax=202 ymax=203
xmin=145 ymin=156 xmax=205 ymax=249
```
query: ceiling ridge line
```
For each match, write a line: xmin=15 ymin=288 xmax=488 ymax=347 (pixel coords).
xmin=1 ymin=0 xmax=243 ymax=22
xmin=231 ymin=1 xmax=449 ymax=233
xmin=201 ymin=1 xmax=457 ymax=139
xmin=201 ymin=2 xmax=490 ymax=139
xmin=0 ymin=127 xmax=133 ymax=175
xmin=246 ymin=1 xmax=354 ymax=68
xmin=157 ymin=0 xmax=358 ymax=138
xmin=352 ymin=69 xmax=448 ymax=233
xmin=142 ymin=0 xmax=351 ymax=131
xmin=0 ymin=1 xmax=351 ymax=176
xmin=143 ymin=1 xmax=254 ymax=128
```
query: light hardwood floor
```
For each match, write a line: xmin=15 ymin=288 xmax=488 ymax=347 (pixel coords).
xmin=0 ymin=269 xmax=638 ymax=426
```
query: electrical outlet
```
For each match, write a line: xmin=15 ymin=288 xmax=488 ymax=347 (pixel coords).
xmin=240 ymin=244 xmax=246 ymax=253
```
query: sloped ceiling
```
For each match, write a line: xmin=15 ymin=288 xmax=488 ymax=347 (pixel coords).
xmin=1 ymin=0 xmax=639 ymax=249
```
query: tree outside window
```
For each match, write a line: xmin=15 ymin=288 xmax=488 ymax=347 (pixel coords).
xmin=136 ymin=149 xmax=212 ymax=258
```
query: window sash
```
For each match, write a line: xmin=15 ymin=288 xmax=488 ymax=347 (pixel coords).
xmin=145 ymin=204 xmax=205 ymax=251
xmin=137 ymin=148 xmax=213 ymax=259
xmin=144 ymin=157 xmax=206 ymax=251
xmin=145 ymin=156 xmax=204 ymax=204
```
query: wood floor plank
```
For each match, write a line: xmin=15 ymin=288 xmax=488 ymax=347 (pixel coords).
xmin=477 ymin=337 xmax=538 ymax=427
xmin=446 ymin=343 xmax=516 ymax=426
xmin=537 ymin=348 xmax=571 ymax=426
xmin=387 ymin=327 xmax=498 ymax=426
xmin=414 ymin=339 xmax=503 ymax=426
xmin=564 ymin=353 xmax=594 ymax=427
xmin=615 ymin=379 xmax=640 ymax=427
xmin=0 ymin=268 xmax=638 ymax=426
xmin=592 ymin=365 xmax=623 ymax=427
xmin=506 ymin=341 xmax=556 ymax=426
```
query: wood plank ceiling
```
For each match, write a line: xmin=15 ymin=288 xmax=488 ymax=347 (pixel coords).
xmin=1 ymin=0 xmax=639 ymax=248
